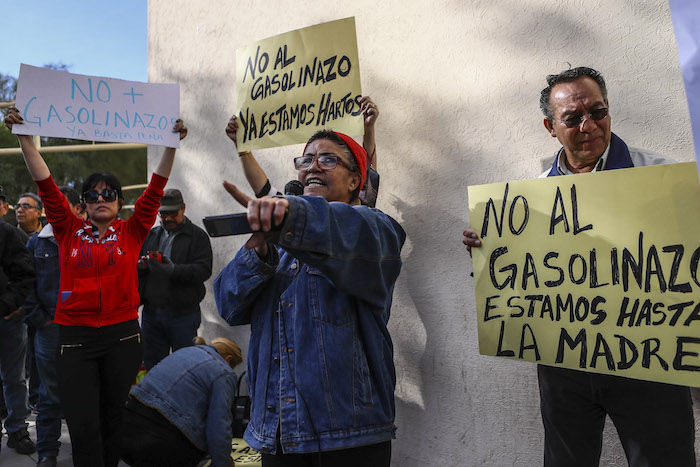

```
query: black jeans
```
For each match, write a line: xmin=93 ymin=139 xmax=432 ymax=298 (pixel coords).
xmin=119 ymin=396 xmax=206 ymax=467
xmin=538 ymin=365 xmax=696 ymax=467
xmin=262 ymin=440 xmax=391 ymax=467
xmin=58 ymin=320 xmax=143 ymax=467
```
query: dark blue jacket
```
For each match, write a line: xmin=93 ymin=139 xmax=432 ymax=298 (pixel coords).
xmin=24 ymin=224 xmax=60 ymax=328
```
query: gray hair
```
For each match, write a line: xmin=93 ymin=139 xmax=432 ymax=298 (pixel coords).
xmin=18 ymin=192 xmax=43 ymax=211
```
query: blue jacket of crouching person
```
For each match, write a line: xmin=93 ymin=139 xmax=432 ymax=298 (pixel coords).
xmin=214 ymin=195 xmax=406 ymax=454
xmin=129 ymin=344 xmax=237 ymax=466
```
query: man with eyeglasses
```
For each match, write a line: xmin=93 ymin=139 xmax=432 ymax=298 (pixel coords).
xmin=463 ymin=66 xmax=695 ymax=466
xmin=14 ymin=193 xmax=46 ymax=238
xmin=137 ymin=188 xmax=212 ymax=370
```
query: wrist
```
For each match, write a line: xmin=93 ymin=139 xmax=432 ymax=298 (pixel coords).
xmin=238 ymin=151 xmax=252 ymax=157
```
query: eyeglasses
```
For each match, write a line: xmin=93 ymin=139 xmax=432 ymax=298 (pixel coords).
xmin=556 ymin=107 xmax=609 ymax=128
xmin=14 ymin=203 xmax=38 ymax=211
xmin=83 ymin=189 xmax=118 ymax=204
xmin=294 ymin=154 xmax=350 ymax=171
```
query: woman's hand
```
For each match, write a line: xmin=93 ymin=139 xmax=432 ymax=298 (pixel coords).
xmin=359 ymin=96 xmax=379 ymax=129
xmin=222 ymin=181 xmax=288 ymax=256
xmin=173 ymin=118 xmax=187 ymax=140
xmin=225 ymin=115 xmax=240 ymax=149
xmin=4 ymin=107 xmax=24 ymax=131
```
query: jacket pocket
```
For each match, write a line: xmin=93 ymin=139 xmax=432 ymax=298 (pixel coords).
xmin=307 ymin=267 xmax=353 ymax=326
xmin=101 ymin=274 xmax=137 ymax=311
xmin=59 ymin=277 xmax=99 ymax=313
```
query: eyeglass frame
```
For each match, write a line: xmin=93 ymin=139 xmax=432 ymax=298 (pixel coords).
xmin=293 ymin=153 xmax=351 ymax=171
xmin=14 ymin=202 xmax=39 ymax=211
xmin=555 ymin=107 xmax=609 ymax=128
xmin=159 ymin=209 xmax=182 ymax=219
xmin=82 ymin=188 xmax=119 ymax=204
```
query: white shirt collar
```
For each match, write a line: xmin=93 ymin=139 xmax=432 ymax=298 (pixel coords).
xmin=556 ymin=144 xmax=611 ymax=175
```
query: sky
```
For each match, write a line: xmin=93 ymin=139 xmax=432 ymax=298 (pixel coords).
xmin=3 ymin=0 xmax=147 ymax=82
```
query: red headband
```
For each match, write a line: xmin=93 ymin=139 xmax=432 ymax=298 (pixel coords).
xmin=303 ymin=132 xmax=367 ymax=193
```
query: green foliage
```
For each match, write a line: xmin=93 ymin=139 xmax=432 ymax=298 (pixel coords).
xmin=0 ymin=67 xmax=146 ymax=222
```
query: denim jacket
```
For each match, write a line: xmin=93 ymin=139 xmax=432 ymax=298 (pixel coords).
xmin=214 ymin=195 xmax=406 ymax=454
xmin=24 ymin=224 xmax=60 ymax=328
xmin=130 ymin=345 xmax=237 ymax=467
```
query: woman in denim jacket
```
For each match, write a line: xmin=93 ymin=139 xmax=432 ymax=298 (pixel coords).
xmin=215 ymin=130 xmax=406 ymax=467
xmin=120 ymin=336 xmax=242 ymax=467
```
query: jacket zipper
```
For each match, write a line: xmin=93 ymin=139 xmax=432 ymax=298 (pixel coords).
xmin=60 ymin=344 xmax=82 ymax=355
xmin=120 ymin=332 xmax=141 ymax=343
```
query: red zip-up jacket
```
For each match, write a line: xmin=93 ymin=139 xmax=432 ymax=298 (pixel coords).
xmin=36 ymin=174 xmax=167 ymax=327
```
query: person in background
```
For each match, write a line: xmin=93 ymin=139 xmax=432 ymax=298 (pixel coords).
xmin=225 ymin=96 xmax=379 ymax=204
xmin=5 ymin=106 xmax=187 ymax=467
xmin=137 ymin=188 xmax=213 ymax=370
xmin=119 ymin=336 xmax=242 ymax=467
xmin=24 ymin=186 xmax=86 ymax=467
xmin=15 ymin=192 xmax=45 ymax=238
xmin=0 ymin=185 xmax=10 ymax=218
xmin=15 ymin=192 xmax=45 ymax=412
xmin=0 ymin=208 xmax=36 ymax=456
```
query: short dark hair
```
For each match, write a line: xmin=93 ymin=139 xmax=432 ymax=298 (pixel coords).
xmin=18 ymin=192 xmax=43 ymax=211
xmin=305 ymin=130 xmax=362 ymax=202
xmin=59 ymin=186 xmax=81 ymax=207
xmin=539 ymin=67 xmax=607 ymax=120
xmin=81 ymin=172 xmax=124 ymax=203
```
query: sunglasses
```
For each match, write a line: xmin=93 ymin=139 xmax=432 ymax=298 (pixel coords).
xmin=556 ymin=107 xmax=609 ymax=128
xmin=14 ymin=203 xmax=39 ymax=211
xmin=294 ymin=154 xmax=350 ymax=171
xmin=159 ymin=210 xmax=180 ymax=219
xmin=83 ymin=189 xmax=119 ymax=204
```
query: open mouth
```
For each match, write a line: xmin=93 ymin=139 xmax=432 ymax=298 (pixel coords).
xmin=305 ymin=177 xmax=326 ymax=187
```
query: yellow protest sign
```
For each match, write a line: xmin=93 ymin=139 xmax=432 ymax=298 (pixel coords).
xmin=468 ymin=163 xmax=700 ymax=387
xmin=235 ymin=17 xmax=363 ymax=151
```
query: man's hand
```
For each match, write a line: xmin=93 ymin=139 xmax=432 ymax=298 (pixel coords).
xmin=462 ymin=228 xmax=482 ymax=257
xmin=149 ymin=255 xmax=175 ymax=275
xmin=43 ymin=319 xmax=54 ymax=328
xmin=137 ymin=256 xmax=149 ymax=270
xmin=222 ymin=181 xmax=288 ymax=255
xmin=4 ymin=307 xmax=25 ymax=322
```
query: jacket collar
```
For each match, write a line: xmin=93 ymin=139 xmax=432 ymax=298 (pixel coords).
xmin=38 ymin=223 xmax=54 ymax=239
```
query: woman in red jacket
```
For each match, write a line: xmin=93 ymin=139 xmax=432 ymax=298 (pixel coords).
xmin=6 ymin=107 xmax=187 ymax=467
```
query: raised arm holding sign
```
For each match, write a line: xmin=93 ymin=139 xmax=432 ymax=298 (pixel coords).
xmin=5 ymin=106 xmax=187 ymax=467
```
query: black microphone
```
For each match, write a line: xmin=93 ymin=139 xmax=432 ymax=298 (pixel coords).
xmin=284 ymin=180 xmax=304 ymax=196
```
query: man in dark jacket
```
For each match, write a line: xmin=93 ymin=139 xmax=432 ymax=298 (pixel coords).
xmin=0 ymin=213 xmax=36 ymax=455
xmin=137 ymin=189 xmax=213 ymax=370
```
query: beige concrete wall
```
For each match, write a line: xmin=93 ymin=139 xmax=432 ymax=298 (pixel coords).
xmin=148 ymin=1 xmax=699 ymax=465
